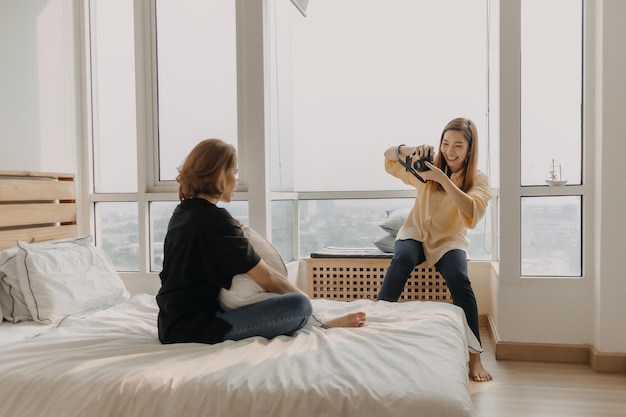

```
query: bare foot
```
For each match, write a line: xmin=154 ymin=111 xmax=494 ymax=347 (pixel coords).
xmin=469 ymin=352 xmax=492 ymax=382
xmin=321 ymin=312 xmax=366 ymax=329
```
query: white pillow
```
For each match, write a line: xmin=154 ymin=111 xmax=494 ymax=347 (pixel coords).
xmin=373 ymin=234 xmax=396 ymax=253
xmin=0 ymin=247 xmax=32 ymax=323
xmin=379 ymin=207 xmax=411 ymax=236
xmin=219 ymin=227 xmax=286 ymax=311
xmin=15 ymin=236 xmax=130 ymax=324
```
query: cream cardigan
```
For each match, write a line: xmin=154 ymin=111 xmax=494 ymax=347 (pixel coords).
xmin=385 ymin=158 xmax=491 ymax=265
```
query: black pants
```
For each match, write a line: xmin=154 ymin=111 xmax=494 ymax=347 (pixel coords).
xmin=378 ymin=239 xmax=482 ymax=346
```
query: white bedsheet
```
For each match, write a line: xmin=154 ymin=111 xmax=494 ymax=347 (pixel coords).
xmin=0 ymin=321 xmax=52 ymax=347
xmin=0 ymin=294 xmax=476 ymax=417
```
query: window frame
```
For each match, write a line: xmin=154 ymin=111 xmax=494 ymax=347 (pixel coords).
xmin=498 ymin=0 xmax=592 ymax=282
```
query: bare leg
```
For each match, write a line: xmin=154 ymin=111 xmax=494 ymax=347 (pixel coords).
xmin=321 ymin=312 xmax=366 ymax=328
xmin=469 ymin=352 xmax=492 ymax=382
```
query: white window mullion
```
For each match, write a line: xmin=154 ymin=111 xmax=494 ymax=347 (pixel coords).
xmin=237 ymin=0 xmax=271 ymax=239
xmin=134 ymin=0 xmax=157 ymax=273
xmin=498 ymin=0 xmax=522 ymax=284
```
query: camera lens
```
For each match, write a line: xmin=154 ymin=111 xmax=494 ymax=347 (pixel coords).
xmin=413 ymin=155 xmax=432 ymax=172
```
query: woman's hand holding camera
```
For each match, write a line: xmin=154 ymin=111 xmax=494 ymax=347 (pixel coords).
xmin=415 ymin=145 xmax=434 ymax=159
xmin=412 ymin=144 xmax=447 ymax=184
xmin=419 ymin=160 xmax=446 ymax=184
xmin=391 ymin=144 xmax=446 ymax=184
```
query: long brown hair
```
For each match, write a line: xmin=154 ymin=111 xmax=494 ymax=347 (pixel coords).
xmin=176 ymin=139 xmax=236 ymax=201
xmin=429 ymin=117 xmax=479 ymax=193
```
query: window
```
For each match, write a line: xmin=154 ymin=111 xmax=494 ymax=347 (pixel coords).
xmin=85 ymin=0 xmax=240 ymax=274
xmin=88 ymin=0 xmax=137 ymax=193
xmin=269 ymin=0 xmax=490 ymax=192
xmin=95 ymin=202 xmax=139 ymax=271
xmin=519 ymin=0 xmax=584 ymax=277
xmin=149 ymin=201 xmax=177 ymax=272
xmin=155 ymin=0 xmax=238 ymax=181
xmin=271 ymin=200 xmax=295 ymax=261
xmin=268 ymin=0 xmax=494 ymax=261
xmin=521 ymin=196 xmax=582 ymax=277
xmin=521 ymin=0 xmax=583 ymax=186
xmin=84 ymin=0 xmax=496 ymax=275
xmin=498 ymin=0 xmax=586 ymax=280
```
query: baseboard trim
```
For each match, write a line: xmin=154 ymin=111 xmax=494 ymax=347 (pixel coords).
xmin=590 ymin=347 xmax=626 ymax=373
xmin=483 ymin=314 xmax=626 ymax=373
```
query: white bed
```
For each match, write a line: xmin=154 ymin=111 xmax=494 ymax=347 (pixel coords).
xmin=0 ymin=171 xmax=477 ymax=417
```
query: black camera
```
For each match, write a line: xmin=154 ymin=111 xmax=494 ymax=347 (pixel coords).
xmin=412 ymin=154 xmax=433 ymax=172
xmin=397 ymin=147 xmax=433 ymax=184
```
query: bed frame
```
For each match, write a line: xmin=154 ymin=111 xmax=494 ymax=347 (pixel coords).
xmin=0 ymin=171 xmax=77 ymax=251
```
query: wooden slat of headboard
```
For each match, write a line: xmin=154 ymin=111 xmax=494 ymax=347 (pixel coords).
xmin=0 ymin=225 xmax=78 ymax=250
xmin=0 ymin=178 xmax=75 ymax=202
xmin=0 ymin=171 xmax=78 ymax=251
xmin=0 ymin=204 xmax=77 ymax=228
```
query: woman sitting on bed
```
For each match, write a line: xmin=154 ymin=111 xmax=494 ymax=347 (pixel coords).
xmin=157 ymin=139 xmax=365 ymax=345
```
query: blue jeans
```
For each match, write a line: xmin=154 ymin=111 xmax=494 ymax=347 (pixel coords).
xmin=216 ymin=293 xmax=312 ymax=341
xmin=378 ymin=239 xmax=482 ymax=346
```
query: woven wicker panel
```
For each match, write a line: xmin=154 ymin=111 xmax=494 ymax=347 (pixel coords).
xmin=305 ymin=257 xmax=451 ymax=303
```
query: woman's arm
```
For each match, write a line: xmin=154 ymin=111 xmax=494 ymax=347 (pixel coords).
xmin=384 ymin=144 xmax=417 ymax=161
xmin=437 ymin=175 xmax=474 ymax=217
xmin=246 ymin=259 xmax=306 ymax=295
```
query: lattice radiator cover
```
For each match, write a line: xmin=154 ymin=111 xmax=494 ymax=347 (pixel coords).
xmin=305 ymin=257 xmax=451 ymax=303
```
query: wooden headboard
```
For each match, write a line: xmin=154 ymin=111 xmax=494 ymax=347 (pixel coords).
xmin=0 ymin=171 xmax=77 ymax=251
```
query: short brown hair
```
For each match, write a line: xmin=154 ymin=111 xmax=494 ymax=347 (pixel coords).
xmin=176 ymin=139 xmax=236 ymax=201
xmin=429 ymin=117 xmax=479 ymax=193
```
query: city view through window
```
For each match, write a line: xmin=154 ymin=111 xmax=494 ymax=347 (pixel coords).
xmin=97 ymin=199 xmax=494 ymax=272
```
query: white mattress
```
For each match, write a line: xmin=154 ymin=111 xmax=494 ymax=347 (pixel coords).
xmin=0 ymin=294 xmax=476 ymax=417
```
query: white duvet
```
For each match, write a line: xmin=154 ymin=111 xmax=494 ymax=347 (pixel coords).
xmin=0 ymin=294 xmax=476 ymax=417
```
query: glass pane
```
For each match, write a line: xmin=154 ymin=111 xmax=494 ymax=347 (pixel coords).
xmin=467 ymin=203 xmax=494 ymax=262
xmin=89 ymin=0 xmax=138 ymax=192
xmin=156 ymin=0 xmax=238 ymax=181
xmin=299 ymin=198 xmax=493 ymax=261
xmin=269 ymin=0 xmax=488 ymax=192
xmin=150 ymin=201 xmax=178 ymax=272
xmin=521 ymin=0 xmax=582 ymax=186
xmin=217 ymin=201 xmax=249 ymax=227
xmin=271 ymin=200 xmax=294 ymax=262
xmin=95 ymin=202 xmax=139 ymax=271
xmin=521 ymin=196 xmax=582 ymax=277
xmin=150 ymin=201 xmax=249 ymax=273
xmin=298 ymin=199 xmax=399 ymax=258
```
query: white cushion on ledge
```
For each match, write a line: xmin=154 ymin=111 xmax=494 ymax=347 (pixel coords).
xmin=378 ymin=207 xmax=411 ymax=236
xmin=373 ymin=234 xmax=396 ymax=253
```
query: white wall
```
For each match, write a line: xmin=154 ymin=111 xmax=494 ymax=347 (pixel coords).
xmin=592 ymin=0 xmax=626 ymax=353
xmin=0 ymin=0 xmax=78 ymax=174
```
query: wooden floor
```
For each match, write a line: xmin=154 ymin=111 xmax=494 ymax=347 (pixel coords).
xmin=470 ymin=327 xmax=626 ymax=417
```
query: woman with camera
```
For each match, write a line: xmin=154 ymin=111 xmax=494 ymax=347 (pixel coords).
xmin=377 ymin=117 xmax=492 ymax=382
